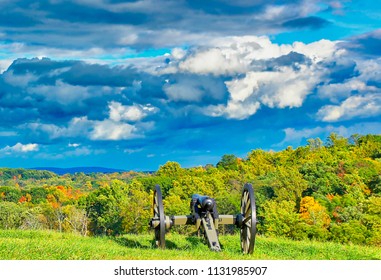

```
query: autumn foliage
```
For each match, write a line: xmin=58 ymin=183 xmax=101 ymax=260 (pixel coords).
xmin=0 ymin=133 xmax=380 ymax=246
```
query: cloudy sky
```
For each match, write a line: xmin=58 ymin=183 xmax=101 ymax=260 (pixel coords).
xmin=0 ymin=0 xmax=381 ymax=170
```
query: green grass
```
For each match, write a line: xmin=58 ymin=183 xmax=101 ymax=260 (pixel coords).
xmin=0 ymin=229 xmax=380 ymax=260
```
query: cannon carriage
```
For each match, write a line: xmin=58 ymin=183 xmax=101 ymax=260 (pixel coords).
xmin=149 ymin=183 xmax=257 ymax=254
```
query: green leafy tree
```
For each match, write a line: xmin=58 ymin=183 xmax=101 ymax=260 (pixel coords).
xmin=121 ymin=180 xmax=151 ymax=234
xmin=156 ymin=161 xmax=182 ymax=177
xmin=86 ymin=180 xmax=128 ymax=235
xmin=217 ymin=154 xmax=239 ymax=171
xmin=330 ymin=220 xmax=368 ymax=245
xmin=363 ymin=196 xmax=381 ymax=245
xmin=270 ymin=166 xmax=309 ymax=209
xmin=261 ymin=200 xmax=306 ymax=240
xmin=0 ymin=186 xmax=22 ymax=203
xmin=0 ymin=201 xmax=26 ymax=229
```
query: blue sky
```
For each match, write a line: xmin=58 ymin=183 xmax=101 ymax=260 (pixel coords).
xmin=0 ymin=0 xmax=380 ymax=171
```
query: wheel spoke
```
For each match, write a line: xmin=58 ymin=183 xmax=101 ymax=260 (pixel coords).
xmin=244 ymin=201 xmax=251 ymax=215
xmin=243 ymin=192 xmax=248 ymax=204
xmin=243 ymin=215 xmax=251 ymax=223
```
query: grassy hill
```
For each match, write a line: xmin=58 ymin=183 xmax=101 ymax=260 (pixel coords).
xmin=0 ymin=230 xmax=379 ymax=260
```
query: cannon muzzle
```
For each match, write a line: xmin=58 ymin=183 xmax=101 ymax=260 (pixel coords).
xmin=192 ymin=194 xmax=215 ymax=211
xmin=201 ymin=197 xmax=214 ymax=211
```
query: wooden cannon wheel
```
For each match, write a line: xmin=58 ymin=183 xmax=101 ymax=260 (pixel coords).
xmin=240 ymin=183 xmax=257 ymax=254
xmin=153 ymin=185 xmax=166 ymax=248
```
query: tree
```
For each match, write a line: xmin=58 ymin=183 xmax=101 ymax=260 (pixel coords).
xmin=363 ymin=196 xmax=381 ymax=245
xmin=0 ymin=186 xmax=22 ymax=203
xmin=355 ymin=134 xmax=381 ymax=159
xmin=217 ymin=154 xmax=239 ymax=170
xmin=270 ymin=166 xmax=309 ymax=209
xmin=330 ymin=220 xmax=368 ymax=245
xmin=299 ymin=196 xmax=331 ymax=240
xmin=326 ymin=133 xmax=349 ymax=149
xmin=86 ymin=180 xmax=128 ymax=235
xmin=307 ymin=137 xmax=323 ymax=151
xmin=300 ymin=161 xmax=348 ymax=196
xmin=261 ymin=200 xmax=306 ymax=240
xmin=21 ymin=206 xmax=46 ymax=230
xmin=121 ymin=180 xmax=151 ymax=234
xmin=62 ymin=205 xmax=88 ymax=235
xmin=0 ymin=201 xmax=25 ymax=229
xmin=241 ymin=149 xmax=276 ymax=182
xmin=156 ymin=161 xmax=182 ymax=177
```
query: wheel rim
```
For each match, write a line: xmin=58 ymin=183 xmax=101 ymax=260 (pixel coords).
xmin=240 ymin=183 xmax=256 ymax=254
xmin=153 ymin=185 xmax=166 ymax=248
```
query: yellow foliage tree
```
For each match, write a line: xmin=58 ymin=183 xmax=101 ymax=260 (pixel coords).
xmin=300 ymin=196 xmax=331 ymax=227
xmin=299 ymin=196 xmax=331 ymax=240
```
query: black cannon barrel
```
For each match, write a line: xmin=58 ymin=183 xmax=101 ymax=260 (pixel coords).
xmin=192 ymin=194 xmax=215 ymax=211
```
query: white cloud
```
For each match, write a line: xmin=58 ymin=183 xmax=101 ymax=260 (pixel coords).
xmin=234 ymin=66 xmax=320 ymax=108
xmin=317 ymin=79 xmax=370 ymax=102
xmin=0 ymin=130 xmax=17 ymax=137
xmin=68 ymin=143 xmax=81 ymax=147
xmin=255 ymin=5 xmax=287 ymax=21
xmin=208 ymin=36 xmax=290 ymax=60
xmin=355 ymin=59 xmax=381 ymax=82
xmin=206 ymin=64 xmax=322 ymax=120
xmin=24 ymin=117 xmax=92 ymax=139
xmin=3 ymin=70 xmax=39 ymax=87
xmin=0 ymin=143 xmax=39 ymax=155
xmin=163 ymin=82 xmax=205 ymax=102
xmin=281 ymin=126 xmax=329 ymax=145
xmin=317 ymin=58 xmax=381 ymax=103
xmin=24 ymin=116 xmax=140 ymax=141
xmin=171 ymin=48 xmax=187 ymax=60
xmin=206 ymin=36 xmax=339 ymax=63
xmin=108 ymin=101 xmax=156 ymax=122
xmin=292 ymin=39 xmax=339 ymax=63
xmin=254 ymin=1 xmax=321 ymax=22
xmin=23 ymin=99 xmax=157 ymax=141
xmin=163 ymin=76 xmax=226 ymax=103
xmin=317 ymin=93 xmax=381 ymax=122
xmin=90 ymin=119 xmax=137 ymax=140
xmin=118 ymin=33 xmax=139 ymax=45
xmin=178 ymin=47 xmax=246 ymax=76
xmin=9 ymin=43 xmax=120 ymax=63
xmin=225 ymin=74 xmax=258 ymax=103
xmin=124 ymin=148 xmax=143 ymax=154
xmin=206 ymin=101 xmax=261 ymax=120
xmin=163 ymin=36 xmax=342 ymax=119
xmin=0 ymin=59 xmax=14 ymax=74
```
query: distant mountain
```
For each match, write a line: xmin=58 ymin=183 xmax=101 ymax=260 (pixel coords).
xmin=29 ymin=167 xmax=125 ymax=175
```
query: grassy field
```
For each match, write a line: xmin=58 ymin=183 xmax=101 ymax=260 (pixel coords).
xmin=0 ymin=229 xmax=380 ymax=260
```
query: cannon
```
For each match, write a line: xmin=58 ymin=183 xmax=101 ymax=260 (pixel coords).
xmin=149 ymin=183 xmax=257 ymax=254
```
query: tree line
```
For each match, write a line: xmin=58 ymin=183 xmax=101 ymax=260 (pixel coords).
xmin=0 ymin=133 xmax=380 ymax=246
